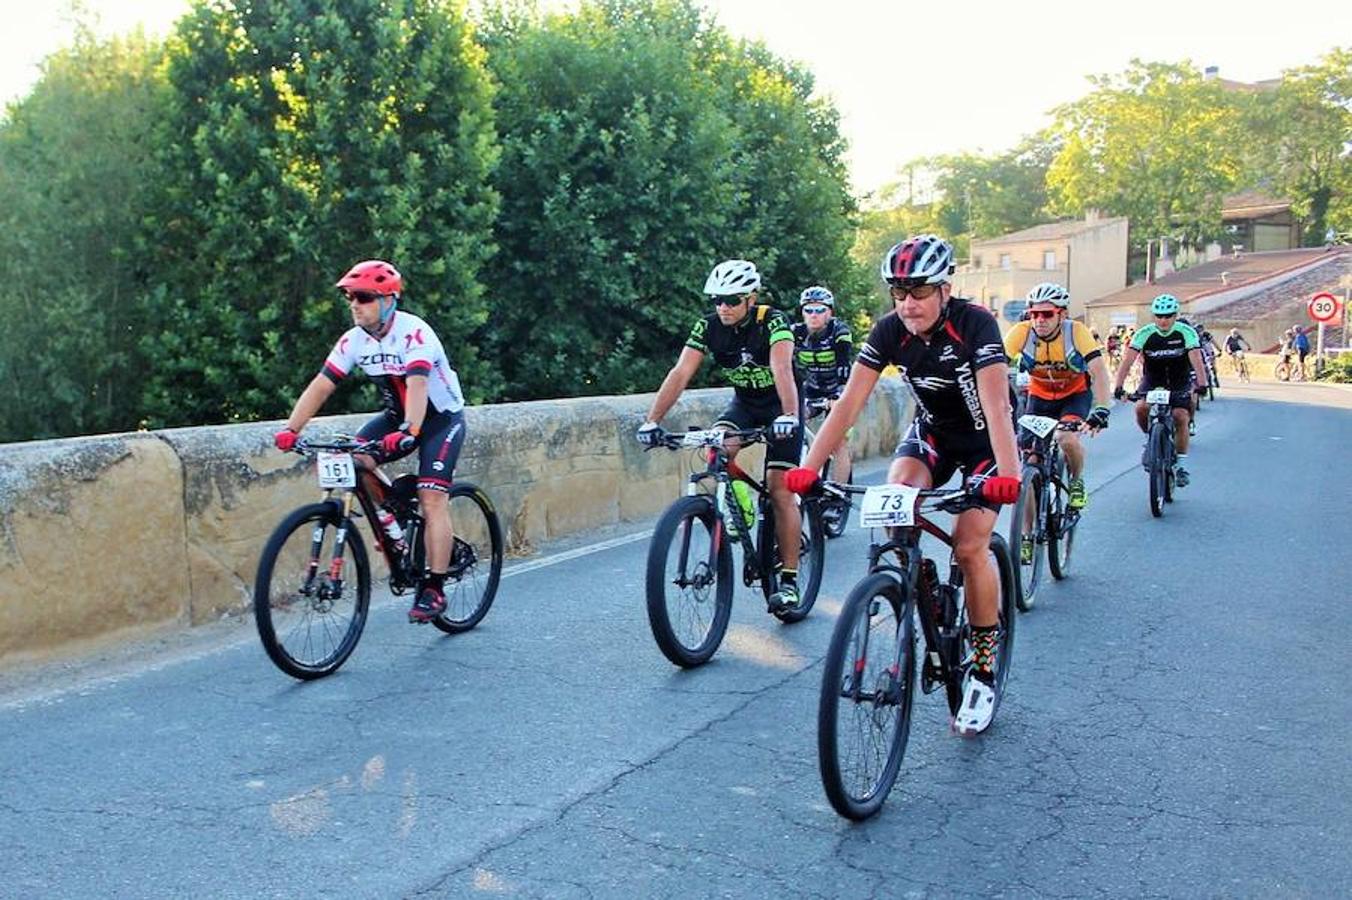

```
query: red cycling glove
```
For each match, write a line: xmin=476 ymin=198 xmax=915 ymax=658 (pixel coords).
xmin=979 ymin=475 xmax=1021 ymax=505
xmin=784 ymin=467 xmax=821 ymax=495
xmin=380 ymin=429 xmax=415 ymax=455
xmin=274 ymin=429 xmax=298 ymax=452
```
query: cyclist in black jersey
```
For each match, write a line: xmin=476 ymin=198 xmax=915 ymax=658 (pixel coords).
xmin=1111 ymin=294 xmax=1209 ymax=487
xmin=792 ymin=285 xmax=853 ymax=486
xmin=636 ymin=259 xmax=804 ymax=611
xmin=786 ymin=234 xmax=1021 ymax=736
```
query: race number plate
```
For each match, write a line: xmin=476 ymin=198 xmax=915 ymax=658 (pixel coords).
xmin=1018 ymin=414 xmax=1059 ymax=438
xmin=859 ymin=484 xmax=920 ymax=528
xmin=680 ymin=429 xmax=727 ymax=449
xmin=1145 ymin=388 xmax=1172 ymax=405
xmin=1015 ymin=372 xmax=1032 ymax=388
xmin=316 ymin=452 xmax=357 ymax=489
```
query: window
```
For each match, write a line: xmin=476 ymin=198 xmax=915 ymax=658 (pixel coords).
xmin=999 ymin=253 xmax=1011 ymax=270
xmin=1043 ymin=250 xmax=1057 ymax=270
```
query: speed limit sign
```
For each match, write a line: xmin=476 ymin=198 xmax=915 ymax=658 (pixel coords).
xmin=1307 ymin=292 xmax=1340 ymax=323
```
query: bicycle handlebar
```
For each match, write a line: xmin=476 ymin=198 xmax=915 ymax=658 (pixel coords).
xmin=293 ymin=436 xmax=380 ymax=456
xmin=818 ymin=479 xmax=984 ymax=516
xmin=651 ymin=427 xmax=768 ymax=451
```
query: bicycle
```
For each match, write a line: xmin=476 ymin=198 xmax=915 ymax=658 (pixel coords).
xmin=254 ymin=435 xmax=504 ymax=679
xmin=1006 ymin=415 xmax=1082 ymax=611
xmin=815 ymin=479 xmax=1016 ymax=820
xmin=1274 ymin=353 xmax=1305 ymax=382
xmin=644 ymin=427 xmax=825 ymax=667
xmin=1128 ymin=390 xmax=1186 ymax=517
xmin=1202 ymin=350 xmax=1220 ymax=401
xmin=802 ymin=397 xmax=852 ymax=539
xmin=1226 ymin=352 xmax=1251 ymax=383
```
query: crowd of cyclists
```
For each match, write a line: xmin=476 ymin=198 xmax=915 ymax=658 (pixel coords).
xmin=273 ymin=234 xmax=1230 ymax=734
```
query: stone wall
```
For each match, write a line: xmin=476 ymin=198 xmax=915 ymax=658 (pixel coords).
xmin=0 ymin=381 xmax=913 ymax=664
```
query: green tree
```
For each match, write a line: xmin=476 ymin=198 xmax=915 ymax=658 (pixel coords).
xmin=1244 ymin=47 xmax=1352 ymax=243
xmin=479 ymin=0 xmax=861 ymax=400
xmin=0 ymin=27 xmax=167 ymax=442
xmin=1046 ymin=60 xmax=1245 ymax=250
xmin=930 ymin=134 xmax=1056 ymax=240
xmin=144 ymin=0 xmax=500 ymax=428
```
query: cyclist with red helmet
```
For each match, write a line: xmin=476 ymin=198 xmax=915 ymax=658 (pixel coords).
xmin=785 ymin=234 xmax=1021 ymax=735
xmin=274 ymin=260 xmax=468 ymax=623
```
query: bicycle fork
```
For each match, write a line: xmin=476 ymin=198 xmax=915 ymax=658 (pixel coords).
xmin=310 ymin=493 xmax=356 ymax=602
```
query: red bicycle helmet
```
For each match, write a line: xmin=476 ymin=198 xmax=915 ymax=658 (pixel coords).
xmin=335 ymin=260 xmax=402 ymax=296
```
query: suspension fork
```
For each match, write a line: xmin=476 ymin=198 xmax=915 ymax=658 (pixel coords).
xmin=324 ymin=492 xmax=357 ymax=594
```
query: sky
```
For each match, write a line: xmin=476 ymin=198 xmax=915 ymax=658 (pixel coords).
xmin=2 ymin=0 xmax=1346 ymax=197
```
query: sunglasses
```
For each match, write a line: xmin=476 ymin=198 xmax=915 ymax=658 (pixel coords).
xmin=1028 ymin=309 xmax=1059 ymax=320
xmin=711 ymin=294 xmax=751 ymax=308
xmin=1155 ymin=313 xmax=1177 ymax=319
xmin=802 ymin=305 xmax=830 ymax=315
xmin=888 ymin=282 xmax=941 ymax=301
xmin=344 ymin=290 xmax=383 ymax=304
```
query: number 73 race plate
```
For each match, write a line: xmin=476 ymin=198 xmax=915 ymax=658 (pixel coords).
xmin=859 ymin=484 xmax=920 ymax=528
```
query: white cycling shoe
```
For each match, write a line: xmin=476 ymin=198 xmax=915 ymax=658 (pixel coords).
xmin=952 ymin=674 xmax=997 ymax=736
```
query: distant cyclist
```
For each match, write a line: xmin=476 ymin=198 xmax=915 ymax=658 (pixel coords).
xmin=792 ymin=285 xmax=854 ymax=487
xmin=1111 ymin=294 xmax=1209 ymax=487
xmin=274 ymin=260 xmax=468 ymax=624
xmin=1293 ymin=326 xmax=1311 ymax=379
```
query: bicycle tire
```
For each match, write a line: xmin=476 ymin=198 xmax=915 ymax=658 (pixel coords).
xmin=432 ymin=482 xmax=504 ymax=634
xmin=1047 ymin=457 xmax=1075 ymax=581
xmin=254 ymin=501 xmax=371 ymax=680
xmin=771 ymin=498 xmax=825 ymax=624
xmin=1009 ymin=468 xmax=1043 ymax=611
xmin=817 ymin=572 xmax=915 ymax=820
xmin=645 ymin=495 xmax=733 ymax=667
xmin=1148 ymin=424 xmax=1166 ymax=517
xmin=1275 ymin=361 xmax=1290 ymax=381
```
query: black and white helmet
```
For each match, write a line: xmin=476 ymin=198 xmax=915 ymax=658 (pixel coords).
xmin=799 ymin=285 xmax=835 ymax=308
xmin=879 ymin=234 xmax=955 ymax=285
xmin=703 ymin=259 xmax=761 ymax=296
xmin=1026 ymin=282 xmax=1070 ymax=308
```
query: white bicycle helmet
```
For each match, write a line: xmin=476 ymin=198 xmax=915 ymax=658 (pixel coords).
xmin=703 ymin=259 xmax=761 ymax=296
xmin=879 ymin=234 xmax=955 ymax=285
xmin=799 ymin=285 xmax=835 ymax=308
xmin=1026 ymin=282 xmax=1070 ymax=308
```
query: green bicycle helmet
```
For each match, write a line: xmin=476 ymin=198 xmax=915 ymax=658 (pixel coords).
xmin=1150 ymin=294 xmax=1180 ymax=316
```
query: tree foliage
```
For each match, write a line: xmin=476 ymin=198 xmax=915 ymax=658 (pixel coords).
xmin=1046 ymin=60 xmax=1245 ymax=250
xmin=480 ymin=0 xmax=860 ymax=400
xmin=0 ymin=27 xmax=167 ymax=442
xmin=143 ymin=0 xmax=500 ymax=427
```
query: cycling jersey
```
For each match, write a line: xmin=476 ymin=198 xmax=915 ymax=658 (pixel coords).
xmin=321 ymin=312 xmax=465 ymax=418
xmin=685 ymin=305 xmax=794 ymax=400
xmin=1224 ymin=335 xmax=1249 ymax=353
xmin=1003 ymin=320 xmax=1102 ymax=401
xmin=791 ymin=318 xmax=853 ymax=400
xmin=1130 ymin=322 xmax=1199 ymax=391
xmin=858 ymin=299 xmax=1008 ymax=433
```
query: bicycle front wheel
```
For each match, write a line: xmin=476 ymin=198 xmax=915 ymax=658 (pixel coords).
xmin=1047 ymin=457 xmax=1076 ymax=580
xmin=1148 ymin=424 xmax=1167 ymax=517
xmin=645 ymin=495 xmax=734 ymax=667
xmin=432 ymin=482 xmax=504 ymax=634
xmin=254 ymin=502 xmax=371 ymax=680
xmin=818 ymin=572 xmax=915 ymax=821
xmin=1009 ymin=468 xmax=1044 ymax=611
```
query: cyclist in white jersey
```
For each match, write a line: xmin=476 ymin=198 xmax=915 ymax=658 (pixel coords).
xmin=274 ymin=260 xmax=468 ymax=623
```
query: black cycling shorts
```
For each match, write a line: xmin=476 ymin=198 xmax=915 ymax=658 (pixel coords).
xmin=894 ymin=419 xmax=999 ymax=512
xmin=357 ymin=408 xmax=467 ymax=494
xmin=1021 ymin=391 xmax=1091 ymax=450
xmin=714 ymin=393 xmax=802 ymax=470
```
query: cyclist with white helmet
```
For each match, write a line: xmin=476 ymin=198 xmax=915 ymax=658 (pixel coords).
xmin=1003 ymin=282 xmax=1110 ymax=519
xmin=274 ymin=260 xmax=469 ymax=624
xmin=785 ymin=234 xmax=1021 ymax=736
xmin=792 ymin=285 xmax=854 ymax=488
xmin=1111 ymin=294 xmax=1209 ymax=487
xmin=637 ymin=260 xmax=805 ymax=611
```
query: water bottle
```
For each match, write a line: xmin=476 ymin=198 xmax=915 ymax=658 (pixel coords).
xmin=377 ymin=507 xmax=408 ymax=555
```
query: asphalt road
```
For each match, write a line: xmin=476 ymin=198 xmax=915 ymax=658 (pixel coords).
xmin=2 ymin=380 xmax=1349 ymax=899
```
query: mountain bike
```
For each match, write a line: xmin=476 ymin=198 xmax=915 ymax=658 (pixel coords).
xmin=802 ymin=397 xmax=852 ymax=539
xmin=815 ymin=480 xmax=1016 ymax=820
xmin=254 ymin=436 xmax=503 ymax=679
xmin=1129 ymin=390 xmax=1185 ymax=518
xmin=1274 ymin=353 xmax=1305 ymax=382
xmin=1202 ymin=350 xmax=1220 ymax=400
xmin=644 ymin=427 xmax=825 ymax=667
xmin=1006 ymin=415 xmax=1082 ymax=611
xmin=1226 ymin=352 xmax=1251 ymax=383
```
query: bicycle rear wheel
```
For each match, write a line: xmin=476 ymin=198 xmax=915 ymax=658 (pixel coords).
xmin=946 ymin=535 xmax=1017 ymax=718
xmin=254 ymin=502 xmax=370 ymax=680
xmin=1009 ymin=468 xmax=1044 ymax=611
xmin=1047 ymin=458 xmax=1076 ymax=580
xmin=431 ymin=483 xmax=504 ymax=634
xmin=817 ymin=573 xmax=915 ymax=820
xmin=645 ymin=495 xmax=733 ymax=667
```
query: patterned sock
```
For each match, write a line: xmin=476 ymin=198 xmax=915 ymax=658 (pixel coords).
xmin=971 ymin=624 xmax=999 ymax=683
